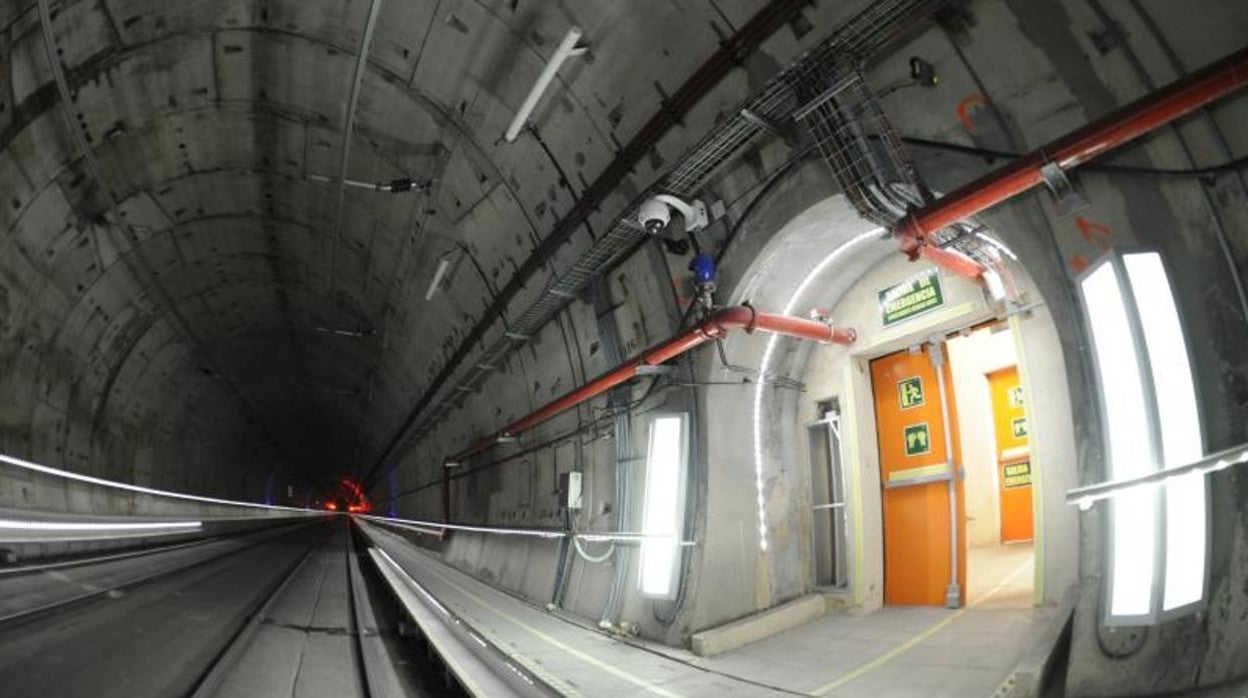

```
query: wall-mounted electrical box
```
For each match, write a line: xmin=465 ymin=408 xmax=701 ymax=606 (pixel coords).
xmin=559 ymin=471 xmax=583 ymax=510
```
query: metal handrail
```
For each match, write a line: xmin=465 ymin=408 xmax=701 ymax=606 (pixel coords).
xmin=1065 ymin=442 xmax=1248 ymax=509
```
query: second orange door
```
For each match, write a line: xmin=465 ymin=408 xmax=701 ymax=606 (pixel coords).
xmin=988 ymin=366 xmax=1034 ymax=543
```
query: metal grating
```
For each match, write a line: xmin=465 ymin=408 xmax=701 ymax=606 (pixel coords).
xmin=791 ymin=66 xmax=1008 ymax=273
xmin=793 ymin=69 xmax=926 ymax=226
xmin=403 ymin=0 xmax=947 ymax=446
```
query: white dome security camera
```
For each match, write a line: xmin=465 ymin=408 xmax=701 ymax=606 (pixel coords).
xmin=638 ymin=197 xmax=671 ymax=235
xmin=637 ymin=194 xmax=709 ymax=235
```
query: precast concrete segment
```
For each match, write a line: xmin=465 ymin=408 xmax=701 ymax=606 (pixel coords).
xmin=363 ymin=0 xmax=815 ymax=481
xmin=198 ymin=523 xmax=367 ymax=698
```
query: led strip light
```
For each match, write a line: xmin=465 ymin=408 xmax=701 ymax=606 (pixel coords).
xmin=751 ymin=229 xmax=881 ymax=552
xmin=0 ymin=519 xmax=201 ymax=532
xmin=0 ymin=453 xmax=317 ymax=513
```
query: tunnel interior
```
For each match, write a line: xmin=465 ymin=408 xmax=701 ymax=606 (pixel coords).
xmin=2 ymin=0 xmax=1248 ymax=696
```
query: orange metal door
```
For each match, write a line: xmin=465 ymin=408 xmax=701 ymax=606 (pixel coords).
xmin=871 ymin=345 xmax=966 ymax=606
xmin=989 ymin=367 xmax=1034 ymax=543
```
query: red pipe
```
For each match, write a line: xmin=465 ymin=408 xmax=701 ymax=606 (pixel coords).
xmin=895 ymin=44 xmax=1248 ymax=273
xmin=448 ymin=307 xmax=856 ymax=464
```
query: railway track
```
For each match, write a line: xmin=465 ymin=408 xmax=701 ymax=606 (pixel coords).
xmin=0 ymin=515 xmax=574 ymax=697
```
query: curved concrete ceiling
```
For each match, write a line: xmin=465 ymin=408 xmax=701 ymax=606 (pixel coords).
xmin=0 ymin=0 xmax=843 ymax=490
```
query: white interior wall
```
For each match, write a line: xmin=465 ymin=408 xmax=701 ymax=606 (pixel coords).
xmin=946 ymin=327 xmax=1019 ymax=549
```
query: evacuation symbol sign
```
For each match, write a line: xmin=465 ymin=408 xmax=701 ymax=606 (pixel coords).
xmin=1012 ymin=417 xmax=1028 ymax=439
xmin=898 ymin=377 xmax=924 ymax=409
xmin=1008 ymin=385 xmax=1025 ymax=408
xmin=904 ymin=423 xmax=931 ymax=457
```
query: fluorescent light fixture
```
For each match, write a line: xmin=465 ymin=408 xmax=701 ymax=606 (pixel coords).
xmin=1125 ymin=253 xmax=1205 ymax=611
xmin=425 ymin=256 xmax=451 ymax=301
xmin=639 ymin=414 xmax=688 ymax=598
xmin=1081 ymin=261 xmax=1156 ymax=617
xmin=1080 ymin=252 xmax=1208 ymax=621
xmin=504 ymin=27 xmax=584 ymax=142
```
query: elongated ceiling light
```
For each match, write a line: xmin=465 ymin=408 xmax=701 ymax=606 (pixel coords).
xmin=425 ymin=256 xmax=452 ymax=301
xmin=504 ymin=27 xmax=585 ymax=142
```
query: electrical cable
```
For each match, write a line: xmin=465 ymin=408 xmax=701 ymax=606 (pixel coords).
xmin=572 ymin=535 xmax=617 ymax=563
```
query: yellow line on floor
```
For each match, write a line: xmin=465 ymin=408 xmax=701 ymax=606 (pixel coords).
xmin=811 ymin=558 xmax=1034 ymax=696
xmin=405 ymin=547 xmax=684 ymax=698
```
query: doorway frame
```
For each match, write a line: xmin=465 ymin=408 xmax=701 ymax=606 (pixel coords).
xmin=839 ymin=302 xmax=1047 ymax=608
xmin=806 ymin=404 xmax=853 ymax=594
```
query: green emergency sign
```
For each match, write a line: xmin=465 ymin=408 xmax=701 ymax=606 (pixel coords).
xmin=1012 ymin=417 xmax=1028 ymax=439
xmin=898 ymin=377 xmax=924 ymax=409
xmin=904 ymin=423 xmax=931 ymax=457
xmin=879 ymin=268 xmax=944 ymax=326
xmin=1003 ymin=460 xmax=1032 ymax=488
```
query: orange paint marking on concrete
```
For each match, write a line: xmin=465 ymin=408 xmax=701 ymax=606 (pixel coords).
xmin=956 ymin=93 xmax=990 ymax=133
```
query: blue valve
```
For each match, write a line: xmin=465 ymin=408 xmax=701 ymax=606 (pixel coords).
xmin=689 ymin=253 xmax=716 ymax=285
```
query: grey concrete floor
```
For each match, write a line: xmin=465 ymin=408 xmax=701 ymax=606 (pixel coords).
xmin=206 ymin=525 xmax=368 ymax=698
xmin=0 ymin=523 xmax=329 ymax=698
xmin=683 ymin=543 xmax=1042 ymax=697
xmin=364 ymin=522 xmax=1053 ymax=697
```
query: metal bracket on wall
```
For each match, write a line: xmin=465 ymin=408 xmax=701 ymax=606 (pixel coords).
xmin=1038 ymin=162 xmax=1089 ymax=217
xmin=740 ymin=107 xmax=799 ymax=146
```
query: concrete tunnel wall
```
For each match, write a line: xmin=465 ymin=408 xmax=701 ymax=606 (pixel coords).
xmin=1 ymin=0 xmax=1248 ymax=694
xmin=383 ymin=1 xmax=1248 ymax=692
xmin=0 ymin=0 xmax=873 ymax=500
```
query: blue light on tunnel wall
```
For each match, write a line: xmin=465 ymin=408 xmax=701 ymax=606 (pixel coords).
xmin=388 ymin=465 xmax=399 ymax=518
xmin=1080 ymin=251 xmax=1206 ymax=624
